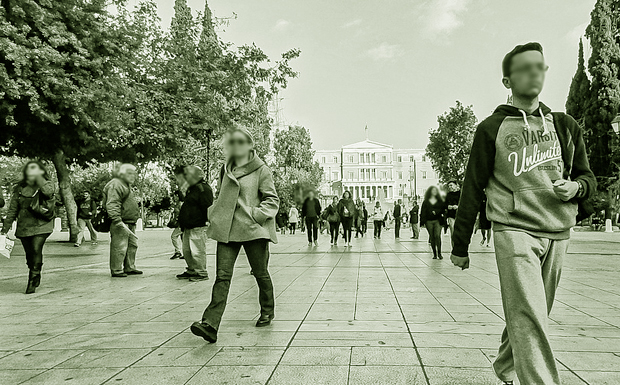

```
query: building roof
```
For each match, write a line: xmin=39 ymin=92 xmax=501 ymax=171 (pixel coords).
xmin=342 ymin=139 xmax=393 ymax=150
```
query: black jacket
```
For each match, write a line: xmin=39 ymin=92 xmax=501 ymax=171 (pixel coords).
xmin=445 ymin=191 xmax=460 ymax=219
xmin=420 ymin=199 xmax=446 ymax=227
xmin=301 ymin=198 xmax=321 ymax=218
xmin=409 ymin=204 xmax=419 ymax=224
xmin=178 ymin=180 xmax=214 ymax=230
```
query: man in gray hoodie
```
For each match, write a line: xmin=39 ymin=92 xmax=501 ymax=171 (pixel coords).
xmin=450 ymin=43 xmax=596 ymax=385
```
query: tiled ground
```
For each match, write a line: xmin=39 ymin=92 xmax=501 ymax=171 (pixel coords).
xmin=0 ymin=227 xmax=618 ymax=384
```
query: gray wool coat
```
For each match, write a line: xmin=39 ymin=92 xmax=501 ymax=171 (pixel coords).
xmin=207 ymin=152 xmax=280 ymax=244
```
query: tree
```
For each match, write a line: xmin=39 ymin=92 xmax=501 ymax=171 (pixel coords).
xmin=425 ymin=101 xmax=478 ymax=184
xmin=273 ymin=125 xmax=323 ymax=210
xmin=566 ymin=38 xmax=592 ymax=125
xmin=584 ymin=0 xmax=620 ymax=218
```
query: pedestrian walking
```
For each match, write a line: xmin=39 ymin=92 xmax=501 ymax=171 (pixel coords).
xmin=1 ymin=161 xmax=56 ymax=294
xmin=478 ymin=194 xmax=491 ymax=247
xmin=420 ymin=186 xmax=446 ymax=260
xmin=451 ymin=42 xmax=596 ymax=385
xmin=371 ymin=201 xmax=384 ymax=239
xmin=103 ymin=163 xmax=142 ymax=277
xmin=191 ymin=127 xmax=279 ymax=343
xmin=354 ymin=199 xmax=363 ymax=238
xmin=359 ymin=202 xmax=368 ymax=236
xmin=393 ymin=199 xmax=403 ymax=238
xmin=175 ymin=166 xmax=213 ymax=282
xmin=339 ymin=191 xmax=355 ymax=247
xmin=288 ymin=206 xmax=299 ymax=234
xmin=74 ymin=190 xmax=98 ymax=247
xmin=170 ymin=166 xmax=187 ymax=260
xmin=301 ymin=191 xmax=321 ymax=246
xmin=325 ymin=196 xmax=340 ymax=245
xmin=445 ymin=181 xmax=461 ymax=246
xmin=276 ymin=208 xmax=289 ymax=235
xmin=409 ymin=199 xmax=420 ymax=239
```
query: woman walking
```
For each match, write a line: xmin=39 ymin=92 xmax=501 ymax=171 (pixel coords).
xmin=420 ymin=186 xmax=446 ymax=260
xmin=479 ymin=193 xmax=492 ymax=247
xmin=339 ymin=191 xmax=356 ymax=247
xmin=288 ymin=206 xmax=299 ymax=235
xmin=191 ymin=127 xmax=279 ymax=343
xmin=371 ymin=201 xmax=384 ymax=239
xmin=324 ymin=196 xmax=341 ymax=245
xmin=1 ymin=161 xmax=56 ymax=294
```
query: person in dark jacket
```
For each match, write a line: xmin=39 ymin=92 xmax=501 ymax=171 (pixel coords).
xmin=176 ymin=166 xmax=213 ymax=282
xmin=420 ymin=186 xmax=446 ymax=259
xmin=393 ymin=199 xmax=403 ymax=238
xmin=74 ymin=190 xmax=98 ymax=247
xmin=409 ymin=199 xmax=420 ymax=239
xmin=339 ymin=191 xmax=356 ymax=247
xmin=276 ymin=209 xmax=289 ymax=235
xmin=445 ymin=181 xmax=461 ymax=245
xmin=103 ymin=164 xmax=142 ymax=277
xmin=301 ymin=191 xmax=321 ymax=246
xmin=450 ymin=43 xmax=597 ymax=385
xmin=170 ymin=166 xmax=187 ymax=260
xmin=1 ymin=161 xmax=56 ymax=294
xmin=324 ymin=196 xmax=340 ymax=245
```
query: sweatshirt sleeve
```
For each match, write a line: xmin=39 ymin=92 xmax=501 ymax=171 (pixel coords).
xmin=1 ymin=187 xmax=20 ymax=233
xmin=452 ymin=119 xmax=499 ymax=258
xmin=252 ymin=166 xmax=280 ymax=225
xmin=566 ymin=115 xmax=597 ymax=199
xmin=105 ymin=181 xmax=126 ymax=224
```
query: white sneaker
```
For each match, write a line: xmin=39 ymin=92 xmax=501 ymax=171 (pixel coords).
xmin=313 ymin=241 xmax=319 ymax=246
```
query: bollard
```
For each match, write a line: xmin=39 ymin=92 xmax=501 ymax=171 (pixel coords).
xmin=54 ymin=217 xmax=62 ymax=232
xmin=136 ymin=218 xmax=144 ymax=232
xmin=605 ymin=219 xmax=613 ymax=233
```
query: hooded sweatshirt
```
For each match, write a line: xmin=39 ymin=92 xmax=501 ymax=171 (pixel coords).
xmin=452 ymin=103 xmax=596 ymax=258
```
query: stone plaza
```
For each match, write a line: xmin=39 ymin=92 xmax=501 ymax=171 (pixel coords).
xmin=0 ymin=228 xmax=618 ymax=385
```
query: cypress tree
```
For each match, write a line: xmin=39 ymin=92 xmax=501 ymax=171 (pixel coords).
xmin=566 ymin=38 xmax=591 ymax=125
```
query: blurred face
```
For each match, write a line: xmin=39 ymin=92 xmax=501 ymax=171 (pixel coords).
xmin=174 ymin=173 xmax=186 ymax=187
xmin=120 ymin=168 xmax=137 ymax=185
xmin=332 ymin=197 xmax=338 ymax=205
xmin=308 ymin=191 xmax=315 ymax=200
xmin=343 ymin=191 xmax=350 ymax=199
xmin=448 ymin=182 xmax=458 ymax=192
xmin=429 ymin=187 xmax=439 ymax=198
xmin=226 ymin=131 xmax=252 ymax=158
xmin=503 ymin=50 xmax=547 ymax=98
xmin=83 ymin=192 xmax=91 ymax=200
xmin=25 ymin=163 xmax=44 ymax=182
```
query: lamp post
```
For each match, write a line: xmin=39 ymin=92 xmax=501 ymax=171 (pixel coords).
xmin=611 ymin=115 xmax=620 ymax=135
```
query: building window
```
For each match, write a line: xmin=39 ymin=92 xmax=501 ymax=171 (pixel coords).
xmin=321 ymin=156 xmax=326 ymax=163
xmin=409 ymin=155 xmax=415 ymax=162
xmin=422 ymin=171 xmax=427 ymax=179
xmin=348 ymin=171 xmax=354 ymax=180
xmin=348 ymin=155 xmax=354 ymax=163
xmin=422 ymin=155 xmax=426 ymax=162
xmin=398 ymin=171 xmax=403 ymax=179
xmin=398 ymin=155 xmax=402 ymax=162
xmin=332 ymin=172 xmax=338 ymax=180
xmin=381 ymin=155 xmax=387 ymax=163
xmin=333 ymin=156 xmax=338 ymax=163
xmin=372 ymin=169 xmax=376 ymax=179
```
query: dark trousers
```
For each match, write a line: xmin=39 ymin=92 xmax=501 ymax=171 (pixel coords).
xmin=289 ymin=223 xmax=296 ymax=234
xmin=341 ymin=217 xmax=353 ymax=242
xmin=426 ymin=220 xmax=442 ymax=256
xmin=202 ymin=239 xmax=274 ymax=330
xmin=329 ymin=221 xmax=340 ymax=243
xmin=394 ymin=217 xmax=401 ymax=238
xmin=20 ymin=234 xmax=50 ymax=271
xmin=305 ymin=217 xmax=319 ymax=242
xmin=373 ymin=221 xmax=382 ymax=238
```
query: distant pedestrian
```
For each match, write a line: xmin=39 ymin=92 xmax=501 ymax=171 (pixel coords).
xmin=191 ymin=127 xmax=279 ymax=343
xmin=393 ymin=199 xmax=403 ymax=238
xmin=301 ymin=191 xmax=321 ymax=246
xmin=478 ymin=194 xmax=491 ymax=247
xmin=103 ymin=163 xmax=142 ymax=277
xmin=420 ymin=186 xmax=446 ymax=260
xmin=288 ymin=206 xmax=299 ymax=234
xmin=360 ymin=202 xmax=368 ymax=236
xmin=176 ymin=166 xmax=213 ymax=282
xmin=409 ymin=199 xmax=420 ymax=239
xmin=339 ymin=191 xmax=356 ymax=247
xmin=1 ymin=161 xmax=56 ymax=294
xmin=276 ymin=208 xmax=289 ymax=235
xmin=325 ymin=196 xmax=341 ymax=245
xmin=170 ymin=166 xmax=187 ymax=260
xmin=75 ymin=190 xmax=98 ymax=247
xmin=354 ymin=199 xmax=363 ymax=238
xmin=445 ymin=181 xmax=461 ymax=246
xmin=371 ymin=201 xmax=384 ymax=239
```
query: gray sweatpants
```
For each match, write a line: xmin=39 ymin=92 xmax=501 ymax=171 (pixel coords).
xmin=493 ymin=230 xmax=568 ymax=385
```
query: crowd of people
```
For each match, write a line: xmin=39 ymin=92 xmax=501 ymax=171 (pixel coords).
xmin=0 ymin=42 xmax=601 ymax=385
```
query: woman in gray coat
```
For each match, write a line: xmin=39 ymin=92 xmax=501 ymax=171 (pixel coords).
xmin=191 ymin=127 xmax=279 ymax=343
xmin=1 ymin=161 xmax=56 ymax=294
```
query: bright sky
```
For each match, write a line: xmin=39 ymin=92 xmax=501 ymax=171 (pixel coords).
xmin=144 ymin=0 xmax=596 ymax=150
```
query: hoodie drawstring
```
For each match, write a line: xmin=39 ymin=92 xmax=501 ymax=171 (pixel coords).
xmin=519 ymin=108 xmax=550 ymax=136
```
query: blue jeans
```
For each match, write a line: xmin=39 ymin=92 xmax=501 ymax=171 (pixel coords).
xmin=202 ymin=239 xmax=274 ymax=330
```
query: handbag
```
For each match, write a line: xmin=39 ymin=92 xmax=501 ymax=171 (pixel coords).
xmin=93 ymin=208 xmax=112 ymax=233
xmin=0 ymin=235 xmax=14 ymax=259
xmin=167 ymin=218 xmax=179 ymax=229
xmin=28 ymin=189 xmax=55 ymax=221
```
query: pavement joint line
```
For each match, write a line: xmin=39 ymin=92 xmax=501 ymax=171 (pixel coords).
xmin=379 ymin=250 xmax=431 ymax=385
xmin=556 ymin=358 xmax=591 ymax=385
xmin=264 ymin=250 xmax=343 ymax=385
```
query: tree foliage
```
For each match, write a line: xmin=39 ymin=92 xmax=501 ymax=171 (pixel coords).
xmin=566 ymin=38 xmax=592 ymax=125
xmin=425 ymin=101 xmax=478 ymax=185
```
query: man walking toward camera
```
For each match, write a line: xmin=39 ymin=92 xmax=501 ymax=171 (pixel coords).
xmin=104 ymin=164 xmax=142 ymax=277
xmin=451 ymin=43 xmax=596 ymax=385
xmin=176 ymin=166 xmax=213 ymax=282
xmin=393 ymin=199 xmax=402 ymax=239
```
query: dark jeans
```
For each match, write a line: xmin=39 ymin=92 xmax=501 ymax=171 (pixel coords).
xmin=373 ymin=221 xmax=382 ymax=238
xmin=20 ymin=233 xmax=50 ymax=271
xmin=341 ymin=217 xmax=353 ymax=242
xmin=202 ymin=239 xmax=274 ymax=330
xmin=329 ymin=221 xmax=340 ymax=243
xmin=426 ymin=220 xmax=442 ymax=256
xmin=394 ymin=217 xmax=401 ymax=238
xmin=305 ymin=217 xmax=318 ymax=242
xmin=289 ymin=222 xmax=296 ymax=234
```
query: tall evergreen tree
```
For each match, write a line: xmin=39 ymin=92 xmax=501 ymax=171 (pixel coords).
xmin=566 ymin=38 xmax=591 ymax=125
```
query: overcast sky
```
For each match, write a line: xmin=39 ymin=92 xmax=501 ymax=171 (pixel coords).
xmin=141 ymin=0 xmax=596 ymax=150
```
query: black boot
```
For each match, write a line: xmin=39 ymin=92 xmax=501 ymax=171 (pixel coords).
xmin=32 ymin=264 xmax=42 ymax=287
xmin=25 ymin=270 xmax=37 ymax=294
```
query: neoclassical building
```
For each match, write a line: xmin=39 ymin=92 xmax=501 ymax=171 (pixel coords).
xmin=314 ymin=139 xmax=439 ymax=203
